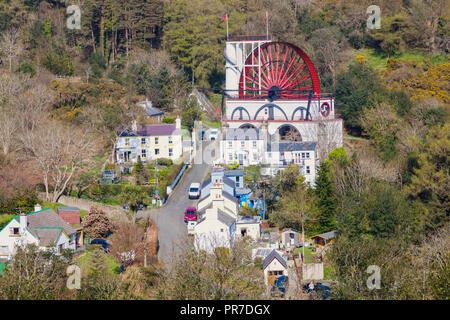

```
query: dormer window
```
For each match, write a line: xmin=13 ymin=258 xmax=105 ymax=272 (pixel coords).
xmin=10 ymin=227 xmax=19 ymax=235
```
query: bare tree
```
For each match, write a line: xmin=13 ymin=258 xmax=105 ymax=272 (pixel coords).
xmin=0 ymin=27 xmax=23 ymax=72
xmin=21 ymin=119 xmax=97 ymax=202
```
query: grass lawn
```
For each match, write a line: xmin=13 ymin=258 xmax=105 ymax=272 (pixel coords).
xmin=324 ymin=264 xmax=337 ymax=281
xmin=75 ymin=248 xmax=120 ymax=275
xmin=355 ymin=48 xmax=448 ymax=72
xmin=294 ymin=246 xmax=314 ymax=258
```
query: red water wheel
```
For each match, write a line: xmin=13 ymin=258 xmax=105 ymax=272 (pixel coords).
xmin=239 ymin=41 xmax=320 ymax=99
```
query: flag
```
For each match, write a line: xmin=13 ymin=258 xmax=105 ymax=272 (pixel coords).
xmin=221 ymin=14 xmax=228 ymax=23
xmin=264 ymin=11 xmax=268 ymax=22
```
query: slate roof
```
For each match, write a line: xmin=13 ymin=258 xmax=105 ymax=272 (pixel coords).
xmin=312 ymin=230 xmax=338 ymax=240
xmin=237 ymin=215 xmax=261 ymax=224
xmin=34 ymin=228 xmax=65 ymax=246
xmin=57 ymin=206 xmax=80 ymax=212
xmin=196 ymin=208 xmax=236 ymax=228
xmin=222 ymin=128 xmax=264 ymax=140
xmin=267 ymin=142 xmax=317 ymax=152
xmin=117 ymin=124 xmax=180 ymax=137
xmin=14 ymin=208 xmax=76 ymax=245
xmin=262 ymin=249 xmax=288 ymax=270
xmin=145 ymin=106 xmax=164 ymax=117
xmin=224 ymin=169 xmax=244 ymax=176
xmin=217 ymin=209 xmax=236 ymax=227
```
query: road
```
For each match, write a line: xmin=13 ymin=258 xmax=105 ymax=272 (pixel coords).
xmin=151 ymin=141 xmax=213 ymax=262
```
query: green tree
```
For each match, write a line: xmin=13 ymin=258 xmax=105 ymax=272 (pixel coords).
xmin=314 ymin=161 xmax=336 ymax=233
xmin=406 ymin=123 xmax=450 ymax=231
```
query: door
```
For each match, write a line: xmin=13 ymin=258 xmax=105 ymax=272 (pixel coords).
xmin=268 ymin=270 xmax=284 ymax=286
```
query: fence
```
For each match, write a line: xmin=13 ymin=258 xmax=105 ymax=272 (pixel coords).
xmin=166 ymin=163 xmax=189 ymax=196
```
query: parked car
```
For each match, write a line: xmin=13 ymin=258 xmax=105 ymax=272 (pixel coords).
xmin=303 ymin=281 xmax=330 ymax=299
xmin=209 ymin=129 xmax=218 ymax=141
xmin=90 ymin=239 xmax=111 ymax=253
xmin=188 ymin=182 xmax=201 ymax=199
xmin=271 ymin=275 xmax=288 ymax=297
xmin=184 ymin=206 xmax=198 ymax=223
xmin=187 ymin=220 xmax=197 ymax=235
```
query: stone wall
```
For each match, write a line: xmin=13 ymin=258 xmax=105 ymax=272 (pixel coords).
xmin=38 ymin=193 xmax=128 ymax=223
xmin=302 ymin=262 xmax=324 ymax=280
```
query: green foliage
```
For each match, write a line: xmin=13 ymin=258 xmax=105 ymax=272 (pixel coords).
xmin=88 ymin=52 xmax=107 ymax=78
xmin=406 ymin=123 xmax=450 ymax=231
xmin=181 ymin=98 xmax=201 ymax=131
xmin=42 ymin=50 xmax=74 ymax=76
xmin=162 ymin=117 xmax=175 ymax=124
xmin=15 ymin=61 xmax=36 ymax=77
xmin=335 ymin=62 xmax=383 ymax=134
xmin=134 ymin=157 xmax=149 ymax=185
xmin=314 ymin=161 xmax=336 ymax=234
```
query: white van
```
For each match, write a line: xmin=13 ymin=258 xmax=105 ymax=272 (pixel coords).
xmin=188 ymin=182 xmax=201 ymax=199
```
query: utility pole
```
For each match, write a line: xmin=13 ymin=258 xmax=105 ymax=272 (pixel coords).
xmin=143 ymin=217 xmax=149 ymax=268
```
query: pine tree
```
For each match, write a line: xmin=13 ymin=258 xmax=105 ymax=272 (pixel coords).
xmin=314 ymin=161 xmax=336 ymax=233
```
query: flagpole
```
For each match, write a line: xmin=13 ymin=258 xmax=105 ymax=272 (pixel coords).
xmin=266 ymin=12 xmax=269 ymax=39
xmin=226 ymin=14 xmax=229 ymax=40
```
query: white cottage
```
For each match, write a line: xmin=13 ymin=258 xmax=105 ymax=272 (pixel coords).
xmin=194 ymin=207 xmax=236 ymax=254
xmin=262 ymin=249 xmax=289 ymax=286
xmin=0 ymin=206 xmax=77 ymax=260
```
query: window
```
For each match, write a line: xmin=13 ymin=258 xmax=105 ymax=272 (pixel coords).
xmin=241 ymin=141 xmax=245 ymax=148
xmin=155 ymin=137 xmax=159 ymax=144
xmin=228 ymin=153 xmax=233 ymax=161
xmin=253 ymin=153 xmax=258 ymax=161
xmin=253 ymin=141 xmax=257 ymax=148
xmin=155 ymin=149 xmax=160 ymax=155
xmin=268 ymin=153 xmax=272 ymax=158
xmin=228 ymin=141 xmax=232 ymax=148
xmin=306 ymin=166 xmax=310 ymax=174
xmin=169 ymin=136 xmax=173 ymax=144
xmin=169 ymin=148 xmax=173 ymax=157
xmin=302 ymin=152 xmax=305 ymax=159
xmin=141 ymin=137 xmax=146 ymax=145
xmin=125 ymin=138 xmax=130 ymax=146
xmin=10 ymin=227 xmax=19 ymax=235
xmin=306 ymin=152 xmax=310 ymax=159
xmin=220 ymin=228 xmax=224 ymax=232
xmin=141 ymin=149 xmax=147 ymax=158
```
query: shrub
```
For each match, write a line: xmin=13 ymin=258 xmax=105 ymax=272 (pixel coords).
xmin=15 ymin=62 xmax=36 ymax=77
xmin=162 ymin=117 xmax=175 ymax=124
xmin=42 ymin=50 xmax=74 ymax=76
xmin=155 ymin=158 xmax=173 ymax=166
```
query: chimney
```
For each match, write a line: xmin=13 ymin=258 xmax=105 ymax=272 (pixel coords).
xmin=19 ymin=212 xmax=27 ymax=232
xmin=175 ymin=117 xmax=181 ymax=130
xmin=34 ymin=203 xmax=42 ymax=212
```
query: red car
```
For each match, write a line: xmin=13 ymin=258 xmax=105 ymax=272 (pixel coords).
xmin=184 ymin=206 xmax=197 ymax=223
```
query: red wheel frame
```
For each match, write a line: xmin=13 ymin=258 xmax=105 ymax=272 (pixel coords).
xmin=239 ymin=42 xmax=320 ymax=99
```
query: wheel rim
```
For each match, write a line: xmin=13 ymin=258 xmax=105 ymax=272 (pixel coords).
xmin=239 ymin=41 xmax=320 ymax=99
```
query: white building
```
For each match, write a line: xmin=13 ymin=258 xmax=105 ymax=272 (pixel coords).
xmin=220 ymin=126 xmax=319 ymax=186
xmin=0 ymin=206 xmax=77 ymax=260
xmin=115 ymin=118 xmax=182 ymax=163
xmin=264 ymin=141 xmax=319 ymax=186
xmin=197 ymin=181 xmax=239 ymax=218
xmin=220 ymin=128 xmax=266 ymax=166
xmin=221 ymin=36 xmax=343 ymax=184
xmin=236 ymin=215 xmax=261 ymax=240
xmin=262 ymin=249 xmax=289 ymax=286
xmin=194 ymin=207 xmax=236 ymax=254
